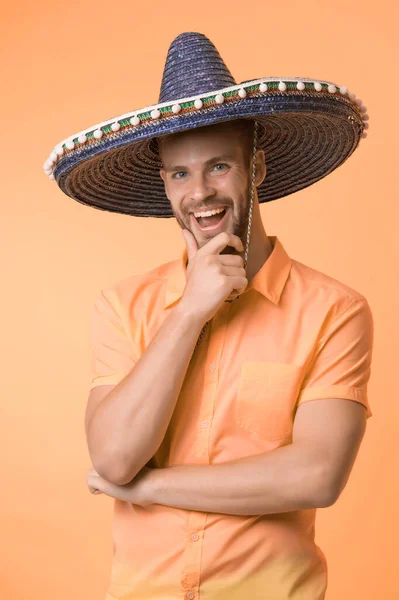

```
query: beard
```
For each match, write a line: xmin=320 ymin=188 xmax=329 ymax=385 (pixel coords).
xmin=219 ymin=202 xmax=248 ymax=256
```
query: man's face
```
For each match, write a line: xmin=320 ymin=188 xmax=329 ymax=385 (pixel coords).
xmin=159 ymin=122 xmax=256 ymax=252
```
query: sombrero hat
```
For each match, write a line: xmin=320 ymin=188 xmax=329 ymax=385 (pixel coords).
xmin=43 ymin=31 xmax=369 ymax=217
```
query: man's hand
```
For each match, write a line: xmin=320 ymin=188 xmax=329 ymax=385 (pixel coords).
xmin=86 ymin=465 xmax=155 ymax=506
xmin=181 ymin=230 xmax=247 ymax=321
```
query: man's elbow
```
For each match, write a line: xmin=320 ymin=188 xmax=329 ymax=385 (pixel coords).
xmin=92 ymin=457 xmax=140 ymax=486
xmin=313 ymin=469 xmax=343 ymax=508
xmin=314 ymin=484 xmax=341 ymax=508
xmin=306 ymin=462 xmax=343 ymax=508
xmin=103 ymin=469 xmax=136 ymax=486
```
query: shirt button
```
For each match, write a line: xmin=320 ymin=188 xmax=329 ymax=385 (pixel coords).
xmin=201 ymin=420 xmax=209 ymax=429
xmin=209 ymin=362 xmax=216 ymax=371
xmin=192 ymin=533 xmax=199 ymax=541
xmin=186 ymin=593 xmax=195 ymax=599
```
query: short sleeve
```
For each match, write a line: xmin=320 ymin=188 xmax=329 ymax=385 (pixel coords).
xmin=88 ymin=289 xmax=140 ymax=390
xmin=296 ymin=297 xmax=374 ymax=418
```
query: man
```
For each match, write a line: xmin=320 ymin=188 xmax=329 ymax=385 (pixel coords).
xmin=45 ymin=32 xmax=372 ymax=600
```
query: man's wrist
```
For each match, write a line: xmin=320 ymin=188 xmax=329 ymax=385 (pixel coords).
xmin=146 ymin=467 xmax=166 ymax=504
xmin=173 ymin=300 xmax=207 ymax=330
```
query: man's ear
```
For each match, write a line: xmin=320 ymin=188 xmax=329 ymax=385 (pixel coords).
xmin=255 ymin=149 xmax=266 ymax=187
xmin=160 ymin=168 xmax=171 ymax=201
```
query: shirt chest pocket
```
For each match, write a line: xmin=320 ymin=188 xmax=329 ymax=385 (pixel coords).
xmin=236 ymin=361 xmax=303 ymax=441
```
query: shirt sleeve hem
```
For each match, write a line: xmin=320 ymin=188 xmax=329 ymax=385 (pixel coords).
xmin=297 ymin=385 xmax=372 ymax=418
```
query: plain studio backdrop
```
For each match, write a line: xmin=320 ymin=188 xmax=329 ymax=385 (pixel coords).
xmin=1 ymin=1 xmax=397 ymax=599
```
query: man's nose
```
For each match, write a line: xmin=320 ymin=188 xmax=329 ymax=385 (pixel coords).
xmin=189 ymin=172 xmax=216 ymax=202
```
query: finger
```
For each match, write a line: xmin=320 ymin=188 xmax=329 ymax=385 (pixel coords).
xmin=225 ymin=292 xmax=239 ymax=302
xmin=182 ymin=229 xmax=198 ymax=262
xmin=228 ymin=276 xmax=248 ymax=295
xmin=220 ymin=266 xmax=247 ymax=278
xmin=87 ymin=473 xmax=104 ymax=494
xmin=87 ymin=473 xmax=127 ymax=501
xmin=97 ymin=481 xmax=131 ymax=502
xmin=200 ymin=232 xmax=244 ymax=256
xmin=219 ymin=255 xmax=245 ymax=267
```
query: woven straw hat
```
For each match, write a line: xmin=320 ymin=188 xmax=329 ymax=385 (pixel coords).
xmin=43 ymin=32 xmax=369 ymax=217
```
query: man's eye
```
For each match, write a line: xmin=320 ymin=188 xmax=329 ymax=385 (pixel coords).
xmin=172 ymin=171 xmax=187 ymax=179
xmin=213 ymin=163 xmax=228 ymax=172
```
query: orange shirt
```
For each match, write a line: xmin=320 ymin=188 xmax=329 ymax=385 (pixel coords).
xmin=89 ymin=235 xmax=373 ymax=600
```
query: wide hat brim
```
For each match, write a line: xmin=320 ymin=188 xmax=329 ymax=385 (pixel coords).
xmin=44 ymin=35 xmax=369 ymax=218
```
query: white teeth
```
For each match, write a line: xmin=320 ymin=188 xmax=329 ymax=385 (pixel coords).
xmin=193 ymin=207 xmax=225 ymax=218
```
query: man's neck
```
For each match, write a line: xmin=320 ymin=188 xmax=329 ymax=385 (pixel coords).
xmin=245 ymin=233 xmax=273 ymax=283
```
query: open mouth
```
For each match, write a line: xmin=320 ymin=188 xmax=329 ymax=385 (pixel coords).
xmin=191 ymin=208 xmax=229 ymax=232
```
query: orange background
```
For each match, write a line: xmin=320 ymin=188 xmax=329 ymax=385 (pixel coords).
xmin=2 ymin=1 xmax=397 ymax=598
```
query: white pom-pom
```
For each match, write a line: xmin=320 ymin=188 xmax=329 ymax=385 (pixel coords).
xmin=44 ymin=166 xmax=52 ymax=174
xmin=151 ymin=109 xmax=161 ymax=120
xmin=50 ymin=151 xmax=58 ymax=162
xmin=363 ymin=122 xmax=369 ymax=130
xmin=339 ymin=86 xmax=348 ymax=95
xmin=362 ymin=113 xmax=369 ymax=121
xmin=49 ymin=173 xmax=55 ymax=180
xmin=130 ymin=115 xmax=140 ymax=126
xmin=172 ymin=104 xmax=181 ymax=114
xmin=328 ymin=84 xmax=336 ymax=93
xmin=215 ymin=94 xmax=224 ymax=104
xmin=355 ymin=98 xmax=363 ymax=107
xmin=348 ymin=92 xmax=356 ymax=100
xmin=360 ymin=132 xmax=368 ymax=139
xmin=93 ymin=129 xmax=103 ymax=139
xmin=296 ymin=81 xmax=305 ymax=91
xmin=78 ymin=134 xmax=87 ymax=144
xmin=111 ymin=122 xmax=121 ymax=132
xmin=238 ymin=88 xmax=247 ymax=98
xmin=278 ymin=81 xmax=287 ymax=92
xmin=66 ymin=140 xmax=75 ymax=150
xmin=194 ymin=99 xmax=203 ymax=109
xmin=259 ymin=82 xmax=268 ymax=92
xmin=55 ymin=145 xmax=64 ymax=156
xmin=360 ymin=105 xmax=367 ymax=113
xmin=314 ymin=82 xmax=322 ymax=92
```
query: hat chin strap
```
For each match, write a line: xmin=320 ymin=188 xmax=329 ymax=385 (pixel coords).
xmin=191 ymin=120 xmax=259 ymax=357
xmin=242 ymin=120 xmax=258 ymax=272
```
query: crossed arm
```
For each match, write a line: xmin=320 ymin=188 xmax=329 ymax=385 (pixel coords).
xmin=88 ymin=397 xmax=367 ymax=515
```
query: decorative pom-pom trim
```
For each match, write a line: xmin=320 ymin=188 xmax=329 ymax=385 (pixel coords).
xmin=44 ymin=76 xmax=368 ymax=178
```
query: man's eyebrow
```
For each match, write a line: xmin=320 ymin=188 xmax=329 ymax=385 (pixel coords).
xmin=164 ymin=154 xmax=236 ymax=172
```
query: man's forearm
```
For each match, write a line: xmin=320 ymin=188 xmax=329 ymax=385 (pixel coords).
xmin=151 ymin=442 xmax=333 ymax=515
xmin=87 ymin=302 xmax=205 ymax=486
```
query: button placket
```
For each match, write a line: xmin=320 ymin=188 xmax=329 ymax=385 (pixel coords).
xmin=196 ymin=306 xmax=230 ymax=459
xmin=181 ymin=512 xmax=207 ymax=595
xmin=182 ymin=306 xmax=230 ymax=597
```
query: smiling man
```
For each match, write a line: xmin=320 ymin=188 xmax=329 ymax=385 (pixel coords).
xmin=46 ymin=31 xmax=373 ymax=600
xmin=158 ymin=119 xmax=273 ymax=285
xmin=158 ymin=120 xmax=256 ymax=243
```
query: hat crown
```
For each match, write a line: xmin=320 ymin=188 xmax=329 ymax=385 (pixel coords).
xmin=158 ymin=32 xmax=236 ymax=103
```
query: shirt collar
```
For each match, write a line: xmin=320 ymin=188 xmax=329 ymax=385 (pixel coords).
xmin=164 ymin=235 xmax=292 ymax=309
